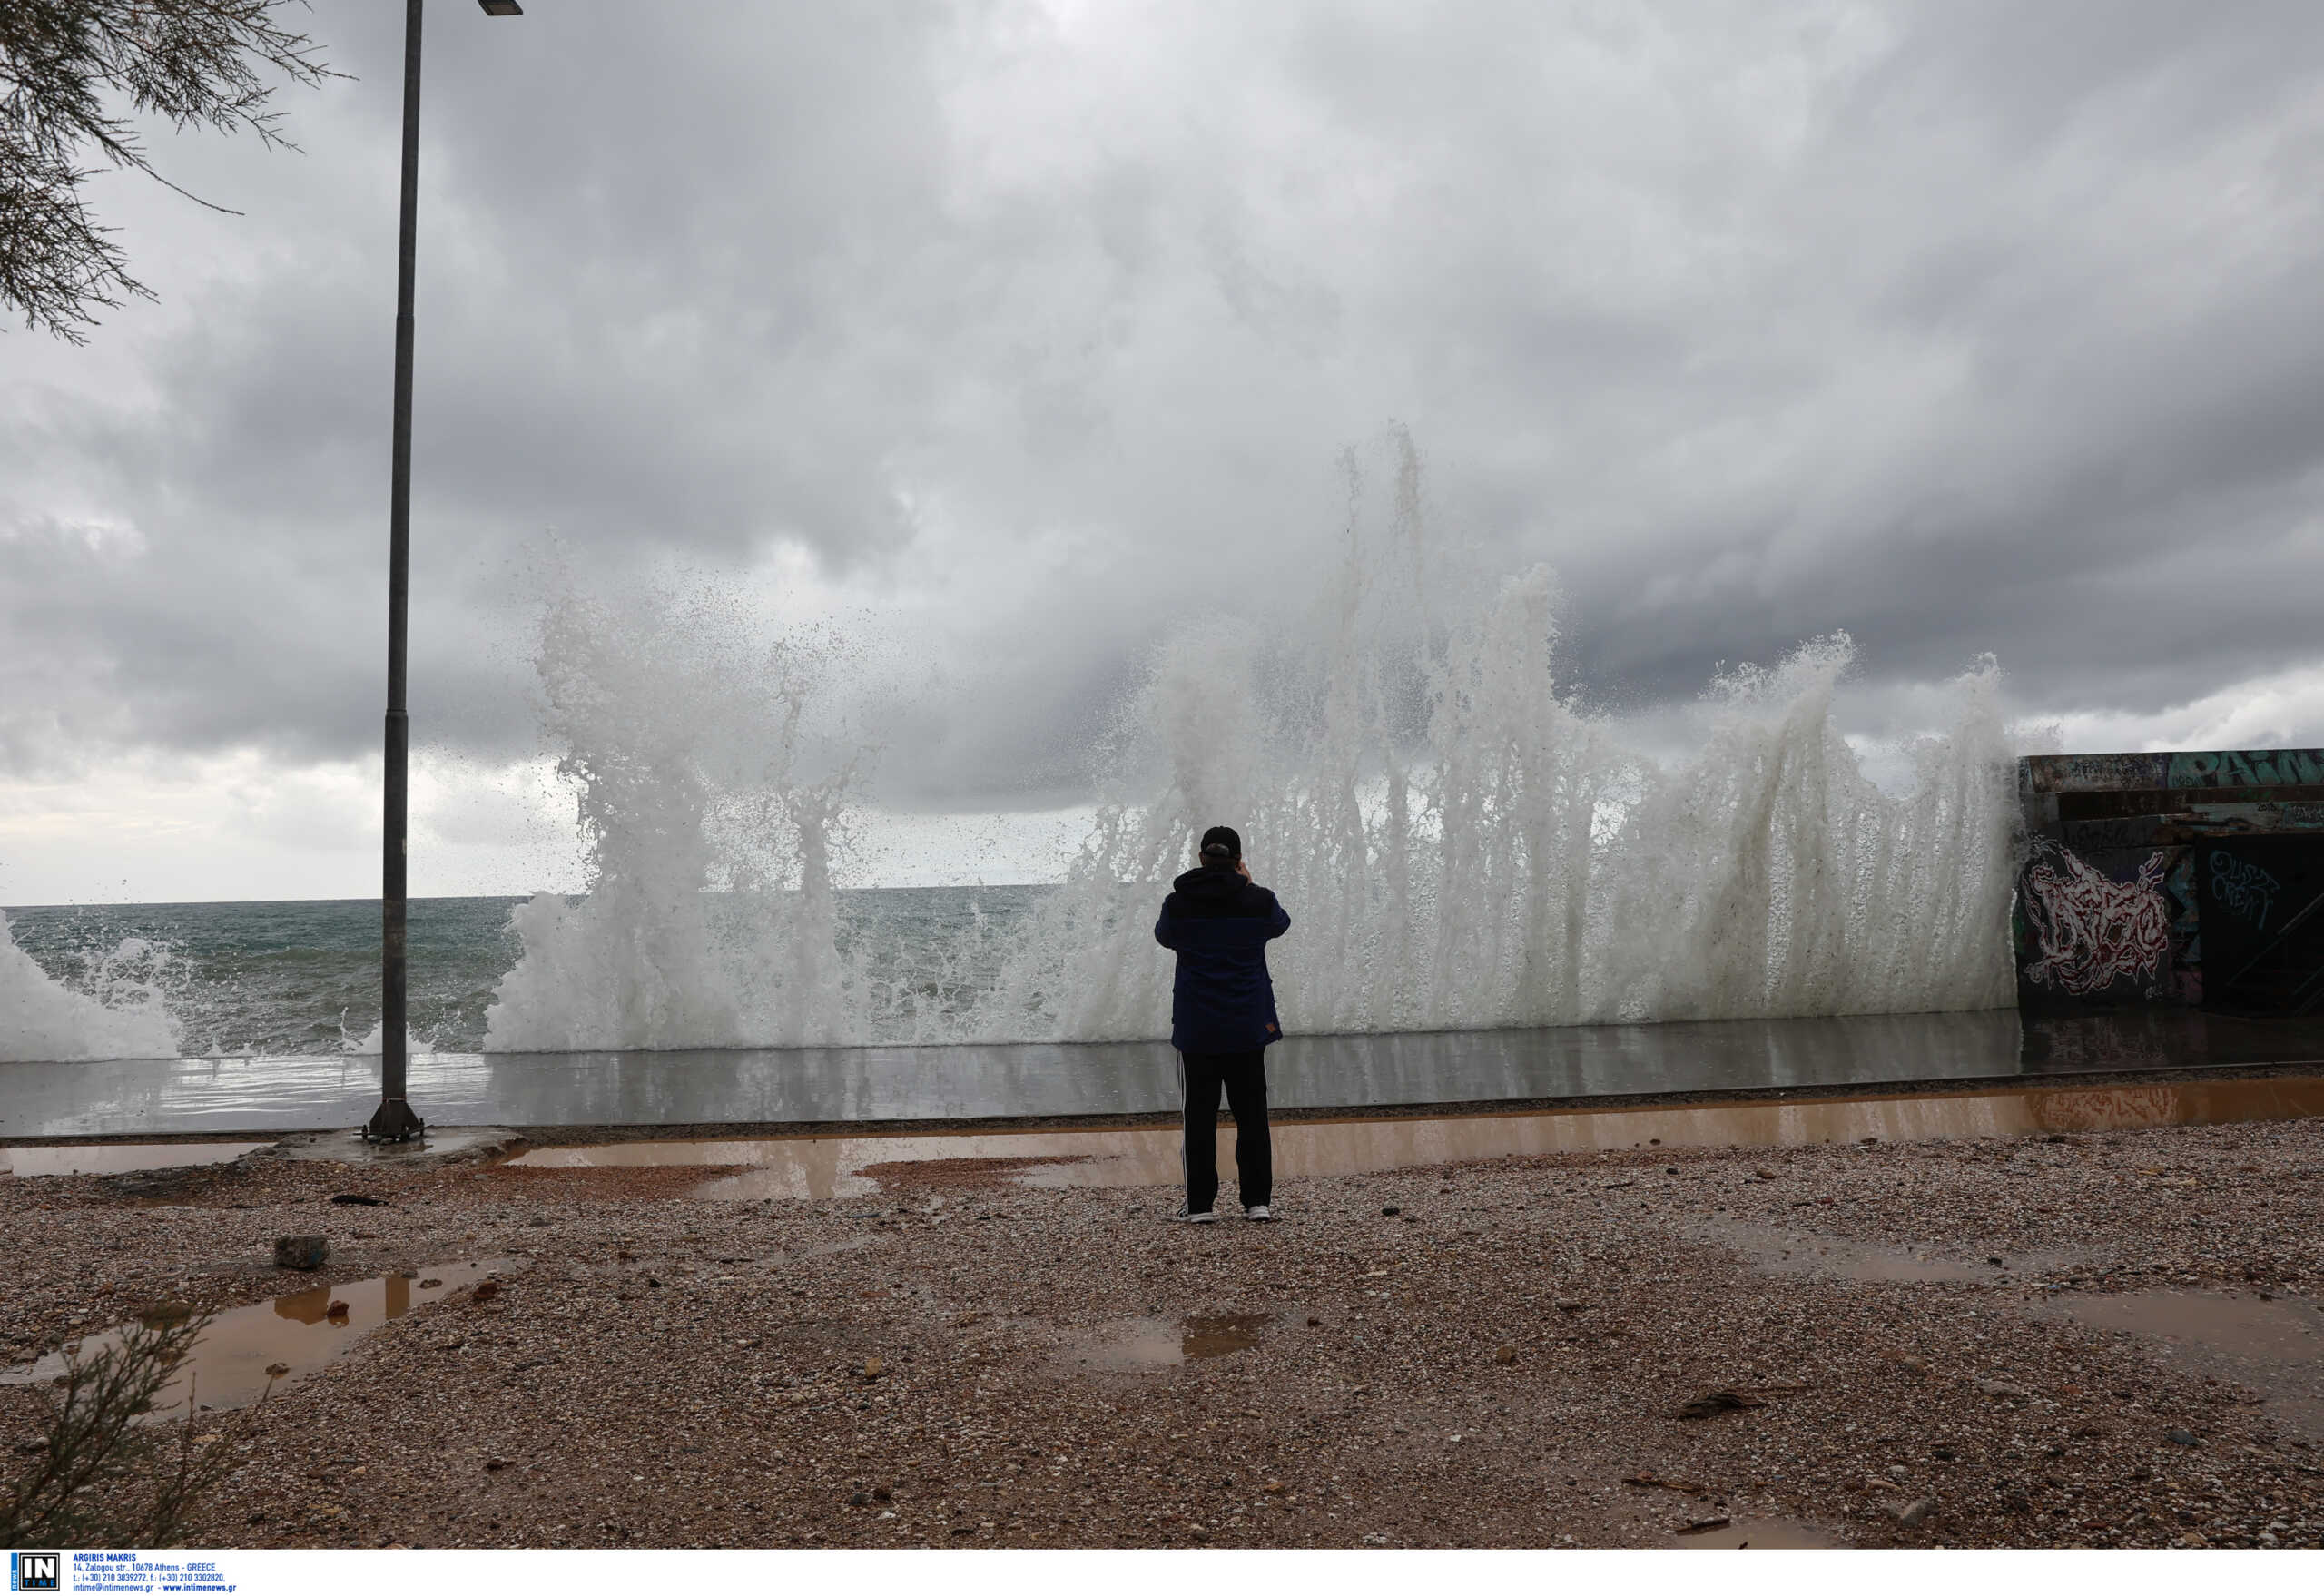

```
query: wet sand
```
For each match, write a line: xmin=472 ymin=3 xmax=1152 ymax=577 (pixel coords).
xmin=2 ymin=1098 xmax=2320 ymax=1549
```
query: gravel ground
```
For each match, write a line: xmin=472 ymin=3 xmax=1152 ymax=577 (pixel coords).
xmin=3 ymin=1108 xmax=2321 ymax=1550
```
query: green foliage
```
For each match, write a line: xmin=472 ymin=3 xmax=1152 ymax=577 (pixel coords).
xmin=0 ymin=1311 xmax=243 ymax=1547
xmin=0 ymin=0 xmax=336 ymax=341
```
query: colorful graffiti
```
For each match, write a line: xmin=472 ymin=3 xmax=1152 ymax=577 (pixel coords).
xmin=2167 ymin=748 xmax=2324 ymax=789
xmin=2209 ymin=852 xmax=2282 ymax=930
xmin=2022 ymin=753 xmax=2169 ymax=795
xmin=2016 ymin=748 xmax=2324 ymax=1014
xmin=2021 ymin=842 xmax=2171 ymax=998
xmin=2025 ymin=748 xmax=2324 ymax=794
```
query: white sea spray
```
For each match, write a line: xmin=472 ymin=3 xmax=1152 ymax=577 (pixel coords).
xmin=484 ymin=447 xmax=2017 ymax=1051
xmin=0 ymin=911 xmax=182 ymax=1062
xmin=959 ymin=579 xmax=2014 ymax=1045
xmin=482 ymin=583 xmax=862 ymax=1051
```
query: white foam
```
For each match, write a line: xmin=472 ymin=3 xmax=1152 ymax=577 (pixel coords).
xmin=482 ymin=586 xmax=859 ymax=1052
xmin=962 ymin=576 xmax=2014 ymax=1044
xmin=340 ymin=1019 xmax=440 ymax=1056
xmin=0 ymin=911 xmax=183 ymax=1062
xmin=484 ymin=451 xmax=2017 ymax=1053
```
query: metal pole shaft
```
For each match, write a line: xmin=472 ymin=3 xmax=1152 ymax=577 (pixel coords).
xmin=372 ymin=0 xmax=425 ymax=1142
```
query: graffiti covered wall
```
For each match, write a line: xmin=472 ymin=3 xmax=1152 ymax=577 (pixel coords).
xmin=2015 ymin=747 xmax=2324 ymax=1015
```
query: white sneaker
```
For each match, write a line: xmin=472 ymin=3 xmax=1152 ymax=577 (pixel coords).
xmin=1168 ymin=1207 xmax=1217 ymax=1224
xmin=1245 ymin=1204 xmax=1273 ymax=1222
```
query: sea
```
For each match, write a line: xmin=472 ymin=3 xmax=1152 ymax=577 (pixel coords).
xmin=1 ymin=887 xmax=1049 ymax=1059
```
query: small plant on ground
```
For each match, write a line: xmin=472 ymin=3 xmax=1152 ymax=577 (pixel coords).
xmin=1 ymin=1311 xmax=246 ymax=1545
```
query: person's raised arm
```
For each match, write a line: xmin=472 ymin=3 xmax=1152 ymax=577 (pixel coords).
xmin=1154 ymin=893 xmax=1180 ymax=949
xmin=1265 ymin=892 xmax=1291 ymax=940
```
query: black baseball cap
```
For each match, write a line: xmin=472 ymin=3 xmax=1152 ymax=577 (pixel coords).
xmin=1199 ymin=825 xmax=1241 ymax=862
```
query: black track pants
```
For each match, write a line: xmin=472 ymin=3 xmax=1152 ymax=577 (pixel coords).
xmin=1179 ymin=1048 xmax=1272 ymax=1214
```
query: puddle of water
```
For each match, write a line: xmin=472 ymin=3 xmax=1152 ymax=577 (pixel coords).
xmin=1070 ymin=1313 xmax=1275 ymax=1371
xmin=2040 ymin=1290 xmax=2324 ymax=1440
xmin=1182 ymin=1313 xmax=1272 ymax=1360
xmin=507 ymin=1075 xmax=2324 ymax=1198
xmin=848 ymin=1155 xmax=1093 ymax=1193
xmin=0 ymin=1142 xmax=272 ymax=1177
xmin=512 ymin=1131 xmax=1169 ymax=1202
xmin=2049 ymin=1290 xmax=2324 ymax=1360
xmin=1673 ymin=1517 xmax=1838 ymax=1549
xmin=0 ymin=1260 xmax=506 ymax=1414
xmin=1697 ymin=1220 xmax=2084 ymax=1286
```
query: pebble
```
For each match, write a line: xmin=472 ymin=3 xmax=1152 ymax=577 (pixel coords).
xmin=6 ymin=1105 xmax=2321 ymax=1551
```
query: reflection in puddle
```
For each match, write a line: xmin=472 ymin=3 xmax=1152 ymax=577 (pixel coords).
xmin=850 ymin=1155 xmax=1093 ymax=1192
xmin=1072 ymin=1314 xmax=1275 ymax=1370
xmin=0 ymin=1142 xmax=272 ymax=1177
xmin=506 ymin=1075 xmax=2324 ymax=1199
xmin=0 ymin=1260 xmax=506 ymax=1413
xmin=512 ymin=1134 xmax=1163 ymax=1202
xmin=1674 ymin=1516 xmax=1838 ymax=1549
xmin=2040 ymin=1291 xmax=2324 ymax=1440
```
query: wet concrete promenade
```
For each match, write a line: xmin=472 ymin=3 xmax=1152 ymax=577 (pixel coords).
xmin=6 ymin=1006 xmax=2322 ymax=1138
xmin=508 ymin=1075 xmax=2324 ymax=1200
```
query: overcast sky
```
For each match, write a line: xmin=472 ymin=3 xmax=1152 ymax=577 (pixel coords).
xmin=5 ymin=0 xmax=2324 ymax=904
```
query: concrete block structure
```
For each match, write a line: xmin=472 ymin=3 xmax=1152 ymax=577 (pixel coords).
xmin=2017 ymin=748 xmax=2324 ymax=1018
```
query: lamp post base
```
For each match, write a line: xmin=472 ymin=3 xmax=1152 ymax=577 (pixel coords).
xmin=364 ymin=1098 xmax=426 ymax=1143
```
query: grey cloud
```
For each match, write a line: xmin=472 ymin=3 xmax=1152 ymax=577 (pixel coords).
xmin=7 ymin=0 xmax=2324 ymax=821
xmin=1841 ymin=1 xmax=2324 ymax=154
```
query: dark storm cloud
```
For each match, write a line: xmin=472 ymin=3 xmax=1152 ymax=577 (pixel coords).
xmin=6 ymin=0 xmax=2324 ymax=813
xmin=1551 ymin=0 xmax=2324 ymax=712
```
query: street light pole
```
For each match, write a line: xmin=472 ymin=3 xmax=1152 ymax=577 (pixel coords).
xmin=369 ymin=0 xmax=521 ymax=1143
xmin=368 ymin=0 xmax=426 ymax=1143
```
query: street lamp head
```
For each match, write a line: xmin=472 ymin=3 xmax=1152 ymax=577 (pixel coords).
xmin=478 ymin=1 xmax=523 ymax=15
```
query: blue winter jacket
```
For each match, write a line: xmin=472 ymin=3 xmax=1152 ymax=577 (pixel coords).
xmin=1153 ymin=863 xmax=1292 ymax=1053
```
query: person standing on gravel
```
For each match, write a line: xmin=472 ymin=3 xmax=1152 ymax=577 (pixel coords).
xmin=1152 ymin=825 xmax=1292 ymax=1224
